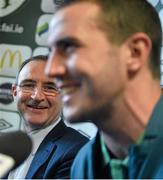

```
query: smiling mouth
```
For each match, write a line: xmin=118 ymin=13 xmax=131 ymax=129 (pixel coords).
xmin=27 ymin=105 xmax=48 ymax=109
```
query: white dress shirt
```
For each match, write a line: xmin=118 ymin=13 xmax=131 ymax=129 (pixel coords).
xmin=8 ymin=117 xmax=61 ymax=179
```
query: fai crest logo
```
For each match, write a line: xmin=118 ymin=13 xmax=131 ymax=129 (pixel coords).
xmin=0 ymin=0 xmax=26 ymax=17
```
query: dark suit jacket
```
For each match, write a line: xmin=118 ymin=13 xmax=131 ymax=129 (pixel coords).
xmin=71 ymin=96 xmax=163 ymax=179
xmin=25 ymin=120 xmax=88 ymax=179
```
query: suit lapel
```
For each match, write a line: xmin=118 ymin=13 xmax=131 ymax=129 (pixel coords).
xmin=26 ymin=120 xmax=67 ymax=179
xmin=137 ymin=137 xmax=163 ymax=178
xmin=26 ymin=141 xmax=57 ymax=178
xmin=128 ymin=137 xmax=158 ymax=179
xmin=128 ymin=96 xmax=163 ymax=178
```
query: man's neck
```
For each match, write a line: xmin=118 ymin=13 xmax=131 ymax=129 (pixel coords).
xmin=99 ymin=85 xmax=161 ymax=159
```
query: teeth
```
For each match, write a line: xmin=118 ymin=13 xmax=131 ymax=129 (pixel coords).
xmin=36 ymin=107 xmax=46 ymax=109
xmin=27 ymin=105 xmax=46 ymax=109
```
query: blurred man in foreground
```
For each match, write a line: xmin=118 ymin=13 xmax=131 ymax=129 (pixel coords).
xmin=8 ymin=55 xmax=88 ymax=179
xmin=45 ymin=0 xmax=163 ymax=179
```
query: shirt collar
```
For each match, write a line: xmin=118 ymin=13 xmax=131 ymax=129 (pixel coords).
xmin=28 ymin=117 xmax=61 ymax=154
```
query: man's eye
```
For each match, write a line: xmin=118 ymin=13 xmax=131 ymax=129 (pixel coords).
xmin=44 ymin=86 xmax=53 ymax=90
xmin=44 ymin=85 xmax=58 ymax=90
xmin=42 ymin=85 xmax=59 ymax=94
xmin=60 ymin=43 xmax=74 ymax=52
xmin=58 ymin=42 xmax=79 ymax=55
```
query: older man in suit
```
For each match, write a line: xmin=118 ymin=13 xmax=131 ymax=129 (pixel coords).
xmin=8 ymin=55 xmax=88 ymax=179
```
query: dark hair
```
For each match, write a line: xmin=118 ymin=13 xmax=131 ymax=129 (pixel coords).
xmin=15 ymin=55 xmax=48 ymax=84
xmin=57 ymin=0 xmax=162 ymax=79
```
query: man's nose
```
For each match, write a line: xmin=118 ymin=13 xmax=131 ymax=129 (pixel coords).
xmin=45 ymin=53 xmax=66 ymax=78
xmin=30 ymin=87 xmax=45 ymax=100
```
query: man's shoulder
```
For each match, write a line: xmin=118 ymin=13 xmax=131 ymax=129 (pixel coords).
xmin=70 ymin=136 xmax=97 ymax=178
xmin=73 ymin=134 xmax=97 ymax=159
xmin=59 ymin=121 xmax=89 ymax=139
xmin=62 ymin=124 xmax=90 ymax=144
xmin=48 ymin=120 xmax=89 ymax=146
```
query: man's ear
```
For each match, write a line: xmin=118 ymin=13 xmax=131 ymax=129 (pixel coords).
xmin=12 ymin=84 xmax=17 ymax=97
xmin=125 ymin=32 xmax=152 ymax=73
